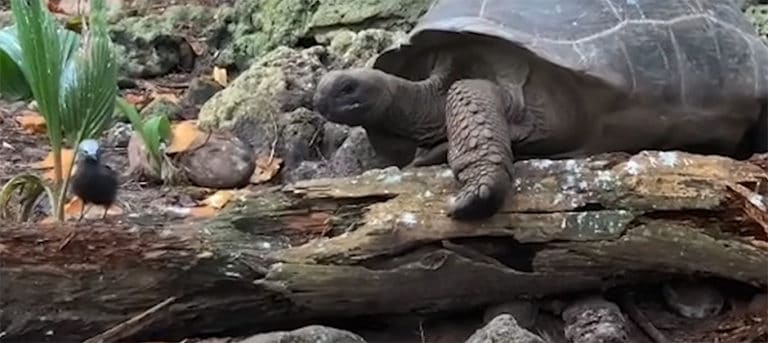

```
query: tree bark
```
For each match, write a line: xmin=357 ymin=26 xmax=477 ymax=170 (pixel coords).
xmin=1 ymin=151 xmax=767 ymax=342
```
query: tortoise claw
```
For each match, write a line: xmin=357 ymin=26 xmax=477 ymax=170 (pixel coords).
xmin=447 ymin=176 xmax=507 ymax=220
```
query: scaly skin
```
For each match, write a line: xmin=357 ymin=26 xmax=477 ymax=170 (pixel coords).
xmin=313 ymin=56 xmax=455 ymax=167
xmin=314 ymin=56 xmax=524 ymax=219
xmin=444 ymin=79 xmax=515 ymax=220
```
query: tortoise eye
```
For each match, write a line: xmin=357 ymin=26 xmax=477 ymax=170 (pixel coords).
xmin=340 ymin=83 xmax=355 ymax=94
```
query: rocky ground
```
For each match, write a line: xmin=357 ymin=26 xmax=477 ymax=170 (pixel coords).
xmin=1 ymin=0 xmax=768 ymax=342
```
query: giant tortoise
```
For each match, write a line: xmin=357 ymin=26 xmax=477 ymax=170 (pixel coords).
xmin=313 ymin=0 xmax=768 ymax=220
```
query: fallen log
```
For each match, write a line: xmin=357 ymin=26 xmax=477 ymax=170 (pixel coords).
xmin=1 ymin=151 xmax=767 ymax=342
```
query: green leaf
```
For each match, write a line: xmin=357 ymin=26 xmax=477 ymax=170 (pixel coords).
xmin=115 ymin=96 xmax=170 ymax=171
xmin=10 ymin=0 xmax=68 ymax=150
xmin=0 ymin=173 xmax=53 ymax=221
xmin=60 ymin=0 xmax=117 ymax=145
xmin=143 ymin=115 xmax=172 ymax=150
xmin=0 ymin=26 xmax=32 ymax=100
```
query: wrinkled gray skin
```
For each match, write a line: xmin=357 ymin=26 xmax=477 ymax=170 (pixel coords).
xmin=313 ymin=0 xmax=768 ymax=220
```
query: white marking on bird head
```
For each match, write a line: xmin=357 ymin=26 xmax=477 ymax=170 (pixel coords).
xmin=78 ymin=139 xmax=101 ymax=160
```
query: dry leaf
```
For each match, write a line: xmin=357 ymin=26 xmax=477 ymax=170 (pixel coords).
xmin=200 ymin=190 xmax=234 ymax=209
xmin=250 ymin=156 xmax=282 ymax=184
xmin=64 ymin=196 xmax=85 ymax=216
xmin=123 ymin=92 xmax=150 ymax=109
xmin=14 ymin=111 xmax=47 ymax=134
xmin=165 ymin=120 xmax=205 ymax=154
xmin=151 ymin=92 xmax=181 ymax=105
xmin=33 ymin=149 xmax=77 ymax=181
xmin=188 ymin=206 xmax=217 ymax=218
xmin=165 ymin=205 xmax=218 ymax=218
xmin=187 ymin=36 xmax=206 ymax=56
xmin=39 ymin=196 xmax=123 ymax=222
xmin=212 ymin=66 xmax=228 ymax=87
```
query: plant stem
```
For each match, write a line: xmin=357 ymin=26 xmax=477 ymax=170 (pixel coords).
xmin=52 ymin=148 xmax=64 ymax=221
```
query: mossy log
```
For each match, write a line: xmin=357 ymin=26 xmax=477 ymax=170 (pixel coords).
xmin=1 ymin=151 xmax=767 ymax=342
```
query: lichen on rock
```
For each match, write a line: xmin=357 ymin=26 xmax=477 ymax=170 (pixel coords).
xmin=746 ymin=5 xmax=768 ymax=38
xmin=108 ymin=5 xmax=227 ymax=78
xmin=198 ymin=28 xmax=405 ymax=182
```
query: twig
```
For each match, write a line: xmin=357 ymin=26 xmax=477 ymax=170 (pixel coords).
xmin=58 ymin=229 xmax=77 ymax=251
xmin=618 ymin=292 xmax=672 ymax=343
xmin=268 ymin=116 xmax=280 ymax=164
xmin=83 ymin=296 xmax=177 ymax=343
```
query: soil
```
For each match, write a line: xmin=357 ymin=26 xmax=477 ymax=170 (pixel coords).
xmin=1 ymin=0 xmax=767 ymax=342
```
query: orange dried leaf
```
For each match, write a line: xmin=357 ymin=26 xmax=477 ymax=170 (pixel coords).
xmin=123 ymin=92 xmax=149 ymax=108
xmin=189 ymin=206 xmax=218 ymax=218
xmin=64 ymin=196 xmax=84 ymax=216
xmin=14 ymin=111 xmax=47 ymax=134
xmin=212 ymin=66 xmax=228 ymax=87
xmin=34 ymin=149 xmax=77 ymax=181
xmin=250 ymin=156 xmax=282 ymax=184
xmin=151 ymin=92 xmax=181 ymax=105
xmin=166 ymin=120 xmax=204 ymax=154
xmin=200 ymin=190 xmax=234 ymax=209
xmin=61 ymin=197 xmax=123 ymax=220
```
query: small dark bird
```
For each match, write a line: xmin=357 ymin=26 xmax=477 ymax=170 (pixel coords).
xmin=70 ymin=139 xmax=119 ymax=220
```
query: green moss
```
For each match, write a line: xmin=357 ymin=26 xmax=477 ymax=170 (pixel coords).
xmin=309 ymin=0 xmax=432 ymax=33
xmin=220 ymin=0 xmax=319 ymax=68
xmin=746 ymin=5 xmax=768 ymax=37
xmin=107 ymin=5 xmax=229 ymax=77
xmin=217 ymin=0 xmax=429 ymax=69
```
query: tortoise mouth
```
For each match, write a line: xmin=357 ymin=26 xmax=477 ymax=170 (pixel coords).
xmin=317 ymin=101 xmax=367 ymax=127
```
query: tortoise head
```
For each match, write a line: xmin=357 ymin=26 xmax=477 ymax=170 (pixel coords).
xmin=313 ymin=68 xmax=393 ymax=127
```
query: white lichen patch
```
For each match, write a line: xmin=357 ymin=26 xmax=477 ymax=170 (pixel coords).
xmin=259 ymin=241 xmax=272 ymax=249
xmin=595 ymin=170 xmax=617 ymax=189
xmin=748 ymin=193 xmax=767 ymax=211
xmin=658 ymin=151 xmax=680 ymax=167
xmin=423 ymin=190 xmax=434 ymax=197
xmin=439 ymin=169 xmax=454 ymax=178
xmin=397 ymin=212 xmax=418 ymax=227
xmin=381 ymin=173 xmax=403 ymax=184
xmin=625 ymin=160 xmax=642 ymax=175
xmin=196 ymin=251 xmax=214 ymax=259
xmin=530 ymin=159 xmax=554 ymax=169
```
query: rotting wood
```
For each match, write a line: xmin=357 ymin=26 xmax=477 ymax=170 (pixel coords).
xmin=1 ymin=151 xmax=767 ymax=342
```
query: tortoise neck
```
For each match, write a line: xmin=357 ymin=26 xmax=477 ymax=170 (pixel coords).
xmin=368 ymin=70 xmax=450 ymax=147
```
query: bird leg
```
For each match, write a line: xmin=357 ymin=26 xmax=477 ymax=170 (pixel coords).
xmin=102 ymin=205 xmax=109 ymax=220
xmin=444 ymin=79 xmax=515 ymax=220
xmin=78 ymin=203 xmax=87 ymax=221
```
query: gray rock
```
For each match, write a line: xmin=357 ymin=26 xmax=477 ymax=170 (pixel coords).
xmin=140 ymin=97 xmax=182 ymax=121
xmin=284 ymin=160 xmax=332 ymax=183
xmin=278 ymin=108 xmax=325 ymax=171
xmin=108 ymin=5 xmax=225 ymax=78
xmin=104 ymin=122 xmax=134 ymax=148
xmin=238 ymin=325 xmax=367 ymax=343
xmin=327 ymin=127 xmax=390 ymax=177
xmin=320 ymin=29 xmax=409 ymax=69
xmin=483 ymin=300 xmax=540 ymax=330
xmin=465 ymin=314 xmax=546 ymax=343
xmin=661 ymin=280 xmax=724 ymax=319
xmin=745 ymin=4 xmax=768 ymax=37
xmin=200 ymin=46 xmax=329 ymax=131
xmin=183 ymin=76 xmax=224 ymax=108
xmin=320 ymin=121 xmax=350 ymax=158
xmin=217 ymin=0 xmax=429 ymax=68
xmin=562 ymin=296 xmax=629 ymax=343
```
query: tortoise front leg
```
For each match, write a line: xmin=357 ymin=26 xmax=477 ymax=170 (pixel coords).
xmin=445 ymin=79 xmax=514 ymax=220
